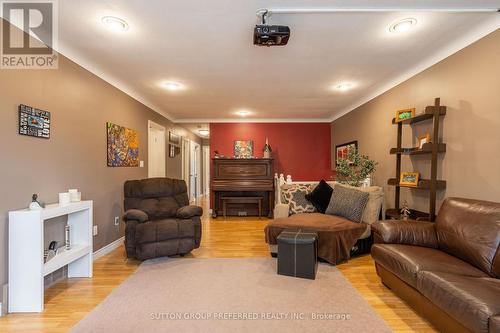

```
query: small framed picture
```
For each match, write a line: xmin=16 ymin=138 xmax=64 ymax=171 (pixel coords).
xmin=400 ymin=172 xmax=420 ymax=187
xmin=169 ymin=144 xmax=175 ymax=158
xmin=395 ymin=108 xmax=416 ymax=122
xmin=169 ymin=131 xmax=180 ymax=145
xmin=418 ymin=133 xmax=431 ymax=149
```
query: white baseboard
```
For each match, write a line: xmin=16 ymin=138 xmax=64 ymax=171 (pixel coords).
xmin=93 ymin=236 xmax=124 ymax=260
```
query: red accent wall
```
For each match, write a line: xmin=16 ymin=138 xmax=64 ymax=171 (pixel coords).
xmin=210 ymin=122 xmax=333 ymax=181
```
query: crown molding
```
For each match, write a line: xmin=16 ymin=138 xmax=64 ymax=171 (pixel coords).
xmin=328 ymin=16 xmax=500 ymax=122
xmin=174 ymin=118 xmax=332 ymax=123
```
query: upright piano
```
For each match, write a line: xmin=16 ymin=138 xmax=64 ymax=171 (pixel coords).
xmin=211 ymin=158 xmax=274 ymax=218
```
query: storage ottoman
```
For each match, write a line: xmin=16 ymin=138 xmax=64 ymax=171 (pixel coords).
xmin=277 ymin=229 xmax=318 ymax=279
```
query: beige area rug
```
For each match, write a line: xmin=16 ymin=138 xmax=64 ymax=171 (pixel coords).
xmin=70 ymin=258 xmax=391 ymax=333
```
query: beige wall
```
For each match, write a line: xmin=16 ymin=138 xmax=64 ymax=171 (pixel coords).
xmin=0 ymin=23 xmax=200 ymax=295
xmin=331 ymin=29 xmax=500 ymax=215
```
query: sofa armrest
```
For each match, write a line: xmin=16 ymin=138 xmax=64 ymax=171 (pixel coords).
xmin=372 ymin=220 xmax=438 ymax=248
xmin=123 ymin=209 xmax=148 ymax=223
xmin=273 ymin=204 xmax=290 ymax=219
xmin=176 ymin=205 xmax=203 ymax=219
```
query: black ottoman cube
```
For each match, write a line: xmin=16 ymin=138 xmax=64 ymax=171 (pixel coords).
xmin=277 ymin=229 xmax=318 ymax=280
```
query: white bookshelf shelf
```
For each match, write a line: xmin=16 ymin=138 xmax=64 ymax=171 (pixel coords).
xmin=8 ymin=201 xmax=93 ymax=313
xmin=43 ymin=244 xmax=90 ymax=276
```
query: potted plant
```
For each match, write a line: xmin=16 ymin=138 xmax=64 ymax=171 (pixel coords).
xmin=335 ymin=148 xmax=378 ymax=187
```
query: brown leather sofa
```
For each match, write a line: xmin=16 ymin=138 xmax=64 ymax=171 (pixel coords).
xmin=123 ymin=178 xmax=202 ymax=260
xmin=371 ymin=197 xmax=500 ymax=333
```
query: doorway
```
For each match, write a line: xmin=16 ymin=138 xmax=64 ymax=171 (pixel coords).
xmin=148 ymin=121 xmax=166 ymax=178
xmin=182 ymin=137 xmax=191 ymax=195
xmin=190 ymin=141 xmax=201 ymax=201
xmin=202 ymin=145 xmax=210 ymax=196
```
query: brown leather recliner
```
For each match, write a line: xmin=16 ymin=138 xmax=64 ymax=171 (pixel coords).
xmin=372 ymin=197 xmax=500 ymax=333
xmin=123 ymin=178 xmax=202 ymax=260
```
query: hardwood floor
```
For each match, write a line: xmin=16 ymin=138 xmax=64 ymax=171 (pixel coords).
xmin=0 ymin=197 xmax=436 ymax=332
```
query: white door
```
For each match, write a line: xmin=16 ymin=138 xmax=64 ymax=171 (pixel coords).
xmin=148 ymin=121 xmax=166 ymax=178
xmin=202 ymin=146 xmax=210 ymax=195
xmin=190 ymin=142 xmax=201 ymax=201
xmin=182 ymin=138 xmax=191 ymax=194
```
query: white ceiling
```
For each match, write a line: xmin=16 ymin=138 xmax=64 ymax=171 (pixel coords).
xmin=55 ymin=0 xmax=500 ymax=122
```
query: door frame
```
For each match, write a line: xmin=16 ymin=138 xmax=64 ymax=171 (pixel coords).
xmin=147 ymin=120 xmax=166 ymax=178
xmin=202 ymin=145 xmax=210 ymax=196
xmin=181 ymin=137 xmax=191 ymax=195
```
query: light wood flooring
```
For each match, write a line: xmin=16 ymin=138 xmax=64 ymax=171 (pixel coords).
xmin=0 ymin=197 xmax=436 ymax=332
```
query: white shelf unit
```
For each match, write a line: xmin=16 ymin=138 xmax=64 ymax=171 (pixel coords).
xmin=8 ymin=201 xmax=93 ymax=313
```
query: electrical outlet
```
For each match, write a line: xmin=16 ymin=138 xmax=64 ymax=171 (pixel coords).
xmin=114 ymin=216 xmax=120 ymax=226
xmin=93 ymin=225 xmax=98 ymax=236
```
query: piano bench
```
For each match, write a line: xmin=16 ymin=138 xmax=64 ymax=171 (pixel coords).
xmin=221 ymin=196 xmax=263 ymax=219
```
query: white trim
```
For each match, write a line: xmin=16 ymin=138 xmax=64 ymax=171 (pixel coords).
xmin=261 ymin=7 xmax=500 ymax=15
xmin=93 ymin=237 xmax=124 ymax=260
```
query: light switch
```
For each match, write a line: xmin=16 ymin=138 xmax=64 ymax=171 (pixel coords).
xmin=139 ymin=161 xmax=144 ymax=167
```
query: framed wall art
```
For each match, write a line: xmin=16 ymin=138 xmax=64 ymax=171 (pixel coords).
xmin=106 ymin=122 xmax=139 ymax=167
xmin=335 ymin=141 xmax=358 ymax=166
xmin=234 ymin=140 xmax=254 ymax=158
xmin=169 ymin=131 xmax=180 ymax=145
xmin=18 ymin=104 xmax=50 ymax=139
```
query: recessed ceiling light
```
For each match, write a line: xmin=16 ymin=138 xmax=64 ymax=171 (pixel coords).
xmin=333 ymin=82 xmax=354 ymax=92
xmin=235 ymin=109 xmax=252 ymax=117
xmin=101 ymin=16 xmax=129 ymax=32
xmin=389 ymin=18 xmax=417 ymax=33
xmin=161 ymin=81 xmax=185 ymax=91
xmin=198 ymin=129 xmax=209 ymax=136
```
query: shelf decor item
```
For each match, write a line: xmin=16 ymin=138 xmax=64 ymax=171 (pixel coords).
xmin=335 ymin=141 xmax=358 ymax=166
xmin=395 ymin=108 xmax=416 ymax=122
xmin=400 ymin=172 xmax=420 ymax=187
xmin=68 ymin=189 xmax=81 ymax=202
xmin=418 ymin=133 xmax=431 ymax=149
xmin=106 ymin=122 xmax=139 ymax=167
xmin=18 ymin=104 xmax=51 ymax=139
xmin=65 ymin=225 xmax=71 ymax=250
xmin=59 ymin=192 xmax=71 ymax=206
xmin=401 ymin=201 xmax=411 ymax=221
xmin=335 ymin=148 xmax=377 ymax=187
xmin=29 ymin=194 xmax=44 ymax=210
xmin=263 ymin=138 xmax=272 ymax=158
xmin=234 ymin=140 xmax=254 ymax=158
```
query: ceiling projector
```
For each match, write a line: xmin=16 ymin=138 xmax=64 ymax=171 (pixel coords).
xmin=254 ymin=25 xmax=290 ymax=46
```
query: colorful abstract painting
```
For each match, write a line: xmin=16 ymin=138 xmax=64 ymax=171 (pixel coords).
xmin=107 ymin=122 xmax=139 ymax=167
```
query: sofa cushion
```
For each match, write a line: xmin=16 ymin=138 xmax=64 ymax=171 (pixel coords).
xmin=325 ymin=185 xmax=369 ymax=223
xmin=371 ymin=244 xmax=488 ymax=288
xmin=436 ymin=197 xmax=500 ymax=277
xmin=135 ymin=219 xmax=195 ymax=245
xmin=305 ymin=180 xmax=333 ymax=213
xmin=335 ymin=183 xmax=383 ymax=225
xmin=417 ymin=271 xmax=500 ymax=333
xmin=281 ymin=184 xmax=316 ymax=215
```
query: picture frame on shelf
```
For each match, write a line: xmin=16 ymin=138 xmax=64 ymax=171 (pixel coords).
xmin=400 ymin=172 xmax=420 ymax=187
xmin=395 ymin=108 xmax=416 ymax=122
xmin=335 ymin=140 xmax=358 ymax=166
xmin=418 ymin=133 xmax=431 ymax=149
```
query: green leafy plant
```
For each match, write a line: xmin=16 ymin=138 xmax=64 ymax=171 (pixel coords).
xmin=335 ymin=148 xmax=378 ymax=187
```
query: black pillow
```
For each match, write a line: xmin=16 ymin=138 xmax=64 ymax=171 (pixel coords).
xmin=305 ymin=180 xmax=333 ymax=213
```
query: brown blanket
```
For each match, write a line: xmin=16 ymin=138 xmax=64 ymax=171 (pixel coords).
xmin=265 ymin=213 xmax=367 ymax=265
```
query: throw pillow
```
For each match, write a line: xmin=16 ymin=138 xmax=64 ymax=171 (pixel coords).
xmin=281 ymin=184 xmax=316 ymax=215
xmin=325 ymin=186 xmax=369 ymax=223
xmin=305 ymin=180 xmax=334 ymax=213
